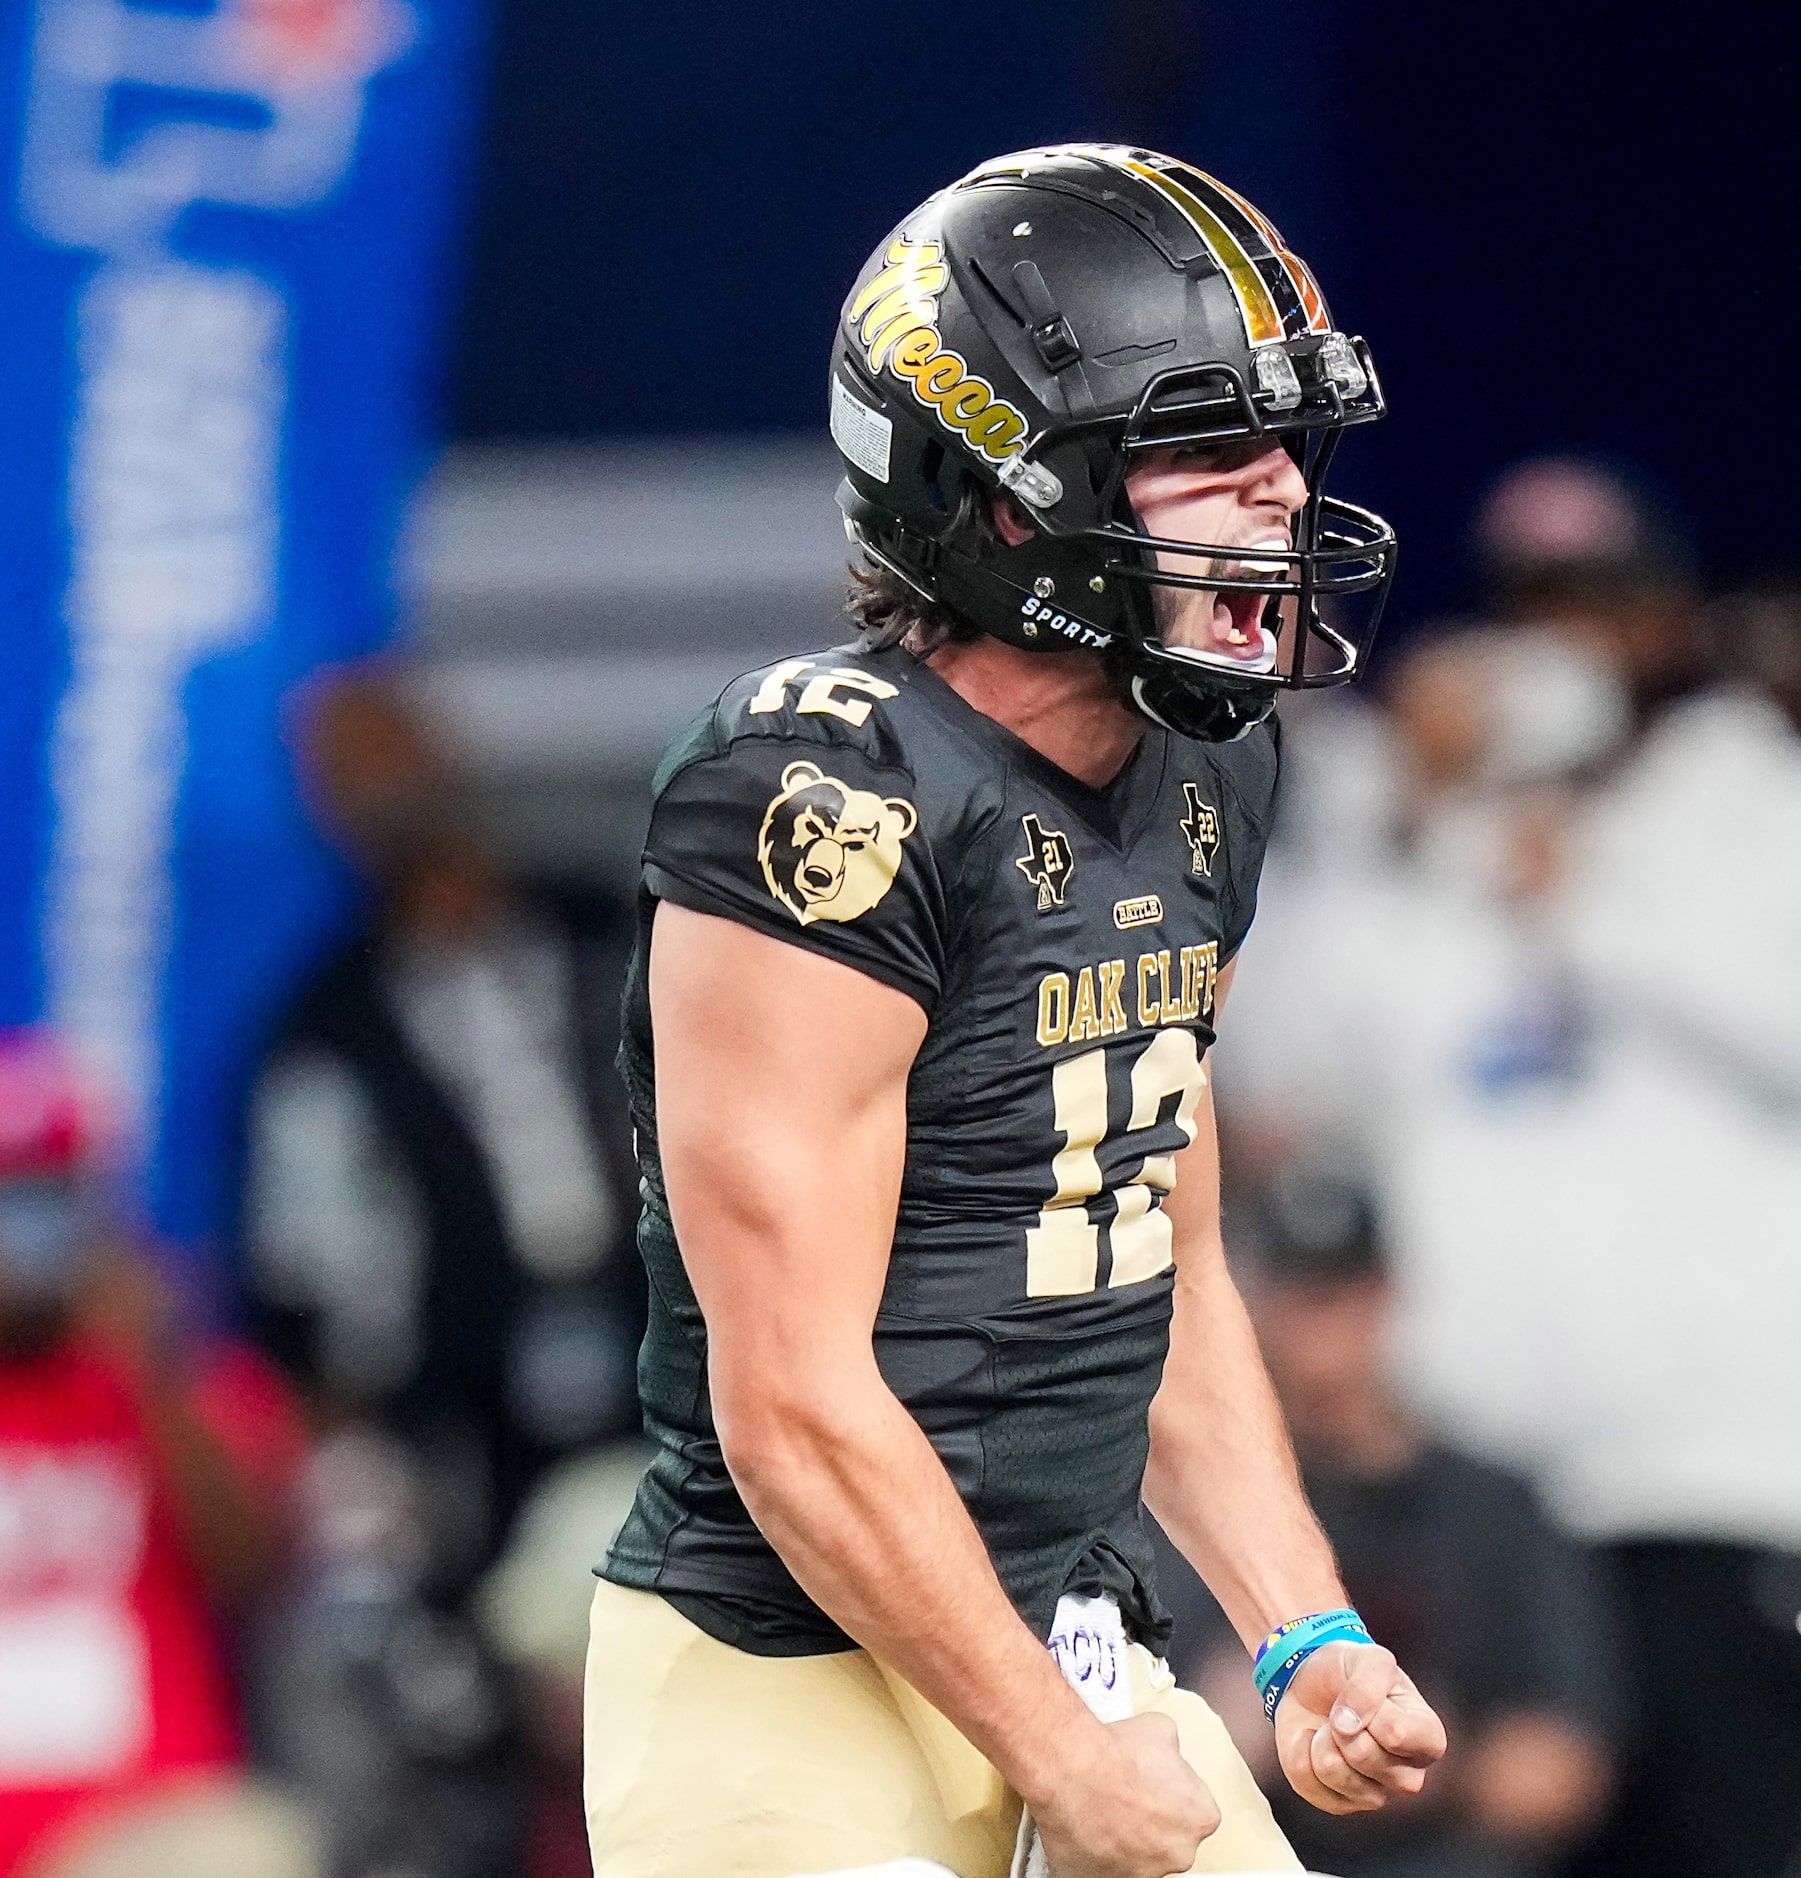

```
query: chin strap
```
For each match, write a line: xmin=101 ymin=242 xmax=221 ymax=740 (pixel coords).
xmin=933 ymin=540 xmax=1116 ymax=655
xmin=1130 ymin=670 xmax=1274 ymax=743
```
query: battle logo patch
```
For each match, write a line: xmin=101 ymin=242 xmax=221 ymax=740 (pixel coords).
xmin=1016 ymin=813 xmax=1075 ymax=912
xmin=1180 ymin=782 xmax=1222 ymax=878
xmin=758 ymin=761 xmax=918 ymax=926
xmin=1113 ymin=894 xmax=1164 ymax=930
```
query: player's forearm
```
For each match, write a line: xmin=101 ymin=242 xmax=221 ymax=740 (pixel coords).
xmin=1144 ymin=1241 xmax=1345 ymax=1650
xmin=715 ymin=1357 xmax=1108 ymax=1804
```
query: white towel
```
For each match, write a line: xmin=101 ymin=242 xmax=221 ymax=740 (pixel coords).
xmin=1009 ymin=1807 xmax=1052 ymax=1878
xmin=1010 ymin=1594 xmax=1134 ymax=1876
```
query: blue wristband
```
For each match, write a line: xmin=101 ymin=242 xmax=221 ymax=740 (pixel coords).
xmin=1252 ymin=1607 xmax=1374 ymax=1723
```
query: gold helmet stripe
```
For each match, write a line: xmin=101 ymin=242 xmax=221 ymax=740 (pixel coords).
xmin=1193 ymin=169 xmax=1333 ymax=335
xmin=1114 ymin=157 xmax=1285 ymax=346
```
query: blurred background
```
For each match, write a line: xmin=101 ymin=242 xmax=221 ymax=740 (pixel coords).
xmin=0 ymin=2 xmax=1796 ymax=1876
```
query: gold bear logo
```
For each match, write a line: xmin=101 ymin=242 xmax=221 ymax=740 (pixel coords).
xmin=757 ymin=761 xmax=919 ymax=925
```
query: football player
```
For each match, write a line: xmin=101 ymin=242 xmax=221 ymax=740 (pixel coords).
xmin=586 ymin=145 xmax=1446 ymax=1878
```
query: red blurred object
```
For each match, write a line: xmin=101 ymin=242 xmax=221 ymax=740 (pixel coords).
xmin=0 ymin=1337 xmax=306 ymax=1877
xmin=0 ymin=1029 xmax=104 ymax=1182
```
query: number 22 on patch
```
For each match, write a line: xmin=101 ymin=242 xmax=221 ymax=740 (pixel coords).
xmin=1026 ymin=1029 xmax=1208 ymax=1298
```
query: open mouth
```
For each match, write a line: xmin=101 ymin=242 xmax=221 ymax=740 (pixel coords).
xmin=1197 ymin=538 xmax=1290 ymax=665
xmin=1210 ymin=588 xmax=1271 ymax=658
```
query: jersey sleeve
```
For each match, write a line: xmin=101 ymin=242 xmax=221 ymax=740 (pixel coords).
xmin=1212 ymin=715 xmax=1281 ymax=962
xmin=642 ymin=697 xmax=946 ymax=1011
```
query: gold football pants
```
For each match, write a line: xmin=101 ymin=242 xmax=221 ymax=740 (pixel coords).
xmin=584 ymin=1579 xmax=1299 ymax=1877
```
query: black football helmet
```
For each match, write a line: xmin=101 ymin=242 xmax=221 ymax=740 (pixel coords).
xmin=829 ymin=144 xmax=1397 ymax=741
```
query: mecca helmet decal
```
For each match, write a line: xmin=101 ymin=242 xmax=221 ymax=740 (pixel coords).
xmin=828 ymin=144 xmax=1397 ymax=742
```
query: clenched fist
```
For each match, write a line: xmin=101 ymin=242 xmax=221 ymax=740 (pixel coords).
xmin=1032 ymin=1710 xmax=1220 ymax=1878
xmin=1276 ymin=1640 xmax=1446 ymax=1814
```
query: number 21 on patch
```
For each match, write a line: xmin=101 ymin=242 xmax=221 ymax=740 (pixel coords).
xmin=1026 ymin=1029 xmax=1208 ymax=1298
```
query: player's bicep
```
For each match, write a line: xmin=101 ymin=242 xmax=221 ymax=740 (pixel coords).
xmin=649 ymin=901 xmax=927 ymax=1376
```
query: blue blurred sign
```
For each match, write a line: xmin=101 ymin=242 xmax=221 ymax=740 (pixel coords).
xmin=0 ymin=0 xmax=483 ymax=1258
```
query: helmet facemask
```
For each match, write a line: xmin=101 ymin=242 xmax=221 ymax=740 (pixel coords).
xmin=1050 ymin=352 xmax=1397 ymax=740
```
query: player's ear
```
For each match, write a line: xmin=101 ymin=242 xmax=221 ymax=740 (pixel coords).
xmin=991 ymin=491 xmax=1035 ymax=548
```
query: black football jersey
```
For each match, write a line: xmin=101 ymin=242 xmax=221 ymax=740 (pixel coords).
xmin=603 ymin=643 xmax=1278 ymax=1655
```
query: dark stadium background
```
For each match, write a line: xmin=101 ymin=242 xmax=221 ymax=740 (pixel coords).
xmin=449 ymin=0 xmax=1798 ymax=633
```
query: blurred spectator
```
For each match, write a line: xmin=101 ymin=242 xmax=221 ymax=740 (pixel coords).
xmin=1219 ymin=467 xmax=1801 ymax=1877
xmin=1713 ymin=566 xmax=1801 ymax=731
xmin=475 ymin=1441 xmax=650 ymax=1878
xmin=247 ymin=1423 xmax=524 ymax=1878
xmin=1157 ymin=1170 xmax=1620 ymax=1878
xmin=240 ymin=666 xmax=644 ymax=1878
xmin=246 ymin=666 xmax=642 ymax=1587
xmin=0 ymin=1029 xmax=305 ymax=1878
xmin=1267 ymin=623 xmax=1625 ymax=892
xmin=1551 ymin=571 xmax=1801 ymax=1878
xmin=1474 ymin=456 xmax=1702 ymax=729
xmin=1256 ymin=456 xmax=1678 ymax=935
xmin=1263 ymin=457 xmax=1695 ymax=904
xmin=1215 ymin=617 xmax=1631 ymax=1190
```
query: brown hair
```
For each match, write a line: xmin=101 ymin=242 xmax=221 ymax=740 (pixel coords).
xmin=846 ymin=557 xmax=981 ymax=655
xmin=844 ymin=482 xmax=999 ymax=656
